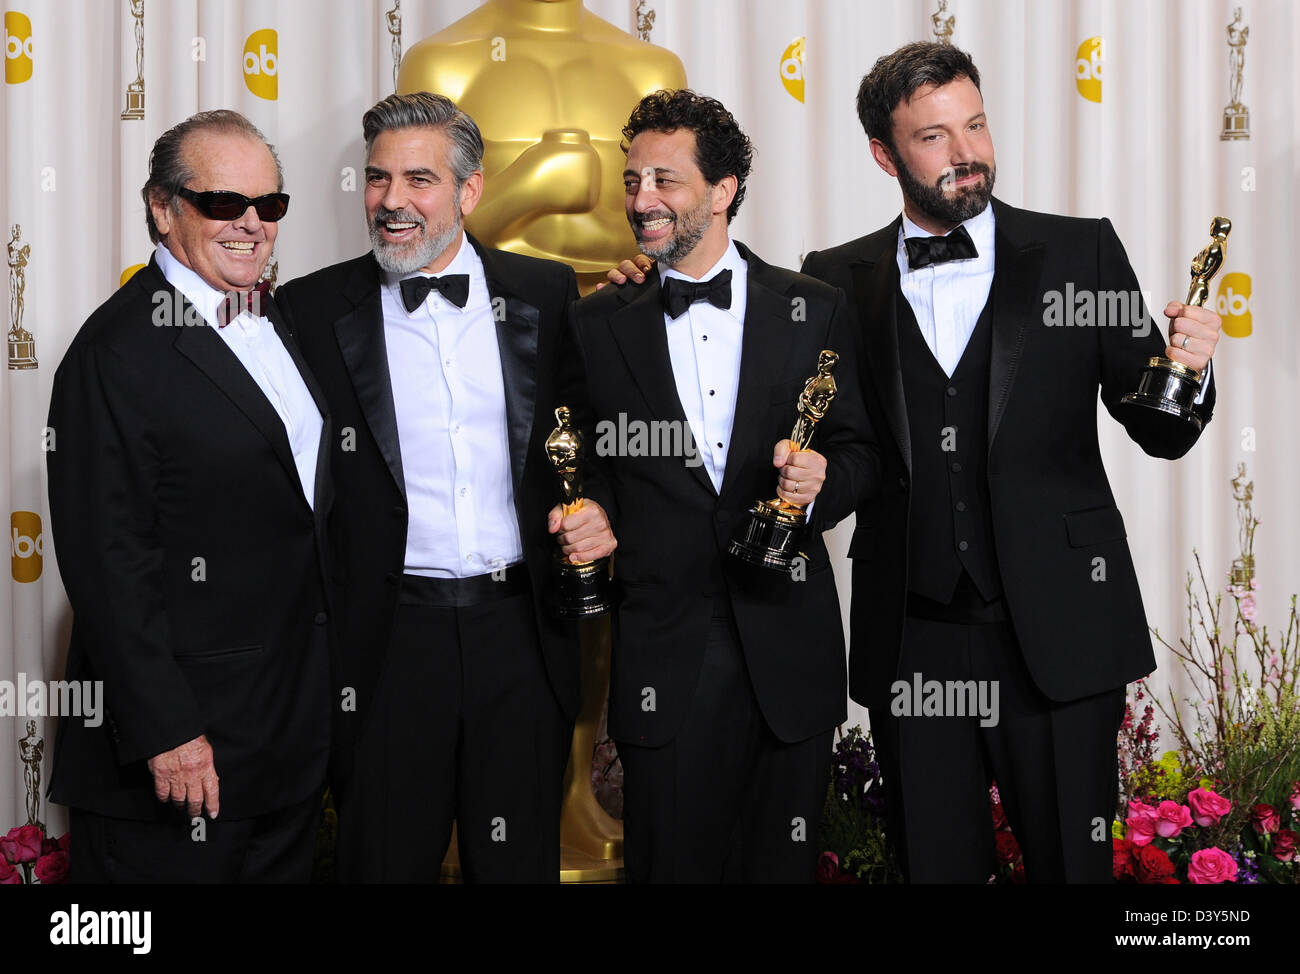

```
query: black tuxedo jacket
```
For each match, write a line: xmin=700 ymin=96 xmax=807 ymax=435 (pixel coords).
xmin=46 ymin=256 xmax=334 ymax=821
xmin=802 ymin=198 xmax=1215 ymax=710
xmin=276 ymin=235 xmax=586 ymax=795
xmin=572 ymin=242 xmax=879 ymax=747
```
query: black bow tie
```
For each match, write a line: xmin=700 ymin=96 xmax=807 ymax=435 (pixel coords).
xmin=904 ymin=224 xmax=978 ymax=270
xmin=399 ymin=273 xmax=469 ymax=312
xmin=217 ymin=279 xmax=273 ymax=328
xmin=661 ymin=269 xmax=733 ymax=319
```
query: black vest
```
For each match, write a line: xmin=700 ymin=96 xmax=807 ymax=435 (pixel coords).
xmin=896 ymin=287 xmax=1003 ymax=604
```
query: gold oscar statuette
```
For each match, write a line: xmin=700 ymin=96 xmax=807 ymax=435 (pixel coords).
xmin=121 ymin=0 xmax=145 ymax=120
xmin=397 ymin=0 xmax=686 ymax=294
xmin=1221 ymin=7 xmax=1249 ymax=141
xmin=729 ymin=349 xmax=839 ymax=571
xmin=20 ymin=720 xmax=44 ymax=832
xmin=7 ymin=225 xmax=37 ymax=370
xmin=1120 ymin=217 xmax=1230 ymax=431
xmin=547 ymin=406 xmax=615 ymax=617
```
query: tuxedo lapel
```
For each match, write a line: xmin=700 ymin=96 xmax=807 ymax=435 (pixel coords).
xmin=473 ymin=237 xmax=539 ymax=495
xmin=850 ymin=221 xmax=912 ymax=473
xmin=266 ymin=295 xmax=332 ymax=519
xmin=986 ymin=199 xmax=1046 ymax=453
xmin=718 ymin=244 xmax=795 ymax=502
xmin=608 ymin=267 xmax=715 ymax=498
xmin=332 ymin=259 xmax=406 ymax=498
xmin=165 ymin=268 xmax=307 ymax=507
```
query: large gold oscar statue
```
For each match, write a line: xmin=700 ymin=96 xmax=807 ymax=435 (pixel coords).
xmin=402 ymin=0 xmax=685 ymax=883
xmin=398 ymin=0 xmax=686 ymax=294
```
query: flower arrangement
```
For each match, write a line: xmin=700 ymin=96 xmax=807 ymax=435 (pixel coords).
xmin=0 ymin=825 xmax=69 ymax=884
xmin=816 ymin=725 xmax=900 ymax=883
xmin=1113 ymin=464 xmax=1300 ymax=884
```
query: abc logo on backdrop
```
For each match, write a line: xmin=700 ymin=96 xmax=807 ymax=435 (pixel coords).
xmin=4 ymin=11 xmax=33 ymax=85
xmin=11 ymin=511 xmax=42 ymax=583
xmin=243 ymin=28 xmax=277 ymax=100
xmin=1076 ymin=36 xmax=1102 ymax=103
xmin=1218 ymin=272 xmax=1252 ymax=338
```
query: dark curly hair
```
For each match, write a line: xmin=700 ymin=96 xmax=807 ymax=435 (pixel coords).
xmin=856 ymin=43 xmax=981 ymax=154
xmin=621 ymin=89 xmax=754 ymax=223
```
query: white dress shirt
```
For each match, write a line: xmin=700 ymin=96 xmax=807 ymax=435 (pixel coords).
xmin=661 ymin=239 xmax=749 ymax=493
xmin=382 ymin=234 xmax=523 ymax=578
xmin=155 ymin=243 xmax=322 ymax=508
xmin=895 ymin=205 xmax=1210 ymax=397
xmin=895 ymin=204 xmax=996 ymax=377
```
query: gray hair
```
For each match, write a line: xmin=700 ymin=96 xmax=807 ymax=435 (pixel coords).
xmin=141 ymin=110 xmax=284 ymax=244
xmin=362 ymin=92 xmax=484 ymax=191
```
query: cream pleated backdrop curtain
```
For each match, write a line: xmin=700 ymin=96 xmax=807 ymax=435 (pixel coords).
xmin=2 ymin=0 xmax=1295 ymax=836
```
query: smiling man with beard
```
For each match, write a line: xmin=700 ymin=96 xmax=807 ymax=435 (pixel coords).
xmin=277 ymin=92 xmax=615 ymax=882
xmin=573 ymin=90 xmax=877 ymax=882
xmin=800 ymin=42 xmax=1224 ymax=883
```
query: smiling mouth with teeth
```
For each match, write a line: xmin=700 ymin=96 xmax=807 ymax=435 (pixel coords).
xmin=637 ymin=216 xmax=674 ymax=233
xmin=220 ymin=241 xmax=257 ymax=253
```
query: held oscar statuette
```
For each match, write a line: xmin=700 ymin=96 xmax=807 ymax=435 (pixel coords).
xmin=729 ymin=349 xmax=839 ymax=572
xmin=546 ymin=406 xmax=615 ymax=617
xmin=1120 ymin=217 xmax=1230 ymax=431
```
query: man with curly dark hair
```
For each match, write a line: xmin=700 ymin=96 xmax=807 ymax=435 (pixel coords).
xmin=573 ymin=89 xmax=879 ymax=882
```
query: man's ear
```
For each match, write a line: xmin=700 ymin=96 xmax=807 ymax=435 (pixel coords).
xmin=710 ymin=174 xmax=738 ymax=219
xmin=149 ymin=190 xmax=174 ymax=238
xmin=869 ymin=138 xmax=898 ymax=178
xmin=458 ymin=170 xmax=484 ymax=218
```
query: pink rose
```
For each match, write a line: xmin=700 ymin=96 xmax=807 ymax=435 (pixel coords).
xmin=1155 ymin=801 xmax=1193 ymax=838
xmin=1251 ymin=804 xmax=1280 ymax=835
xmin=1288 ymin=782 xmax=1300 ymax=813
xmin=1273 ymin=830 xmax=1298 ymax=863
xmin=34 ymin=850 xmax=69 ymax=885
xmin=1125 ymin=800 xmax=1159 ymax=846
xmin=0 ymin=859 xmax=19 ymax=884
xmin=0 ymin=825 xmax=43 ymax=864
xmin=1187 ymin=787 xmax=1232 ymax=827
xmin=815 ymin=851 xmax=840 ymax=884
xmin=1187 ymin=847 xmax=1238 ymax=884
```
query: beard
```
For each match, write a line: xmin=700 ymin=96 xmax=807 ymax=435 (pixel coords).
xmin=895 ymin=154 xmax=995 ymax=227
xmin=630 ymin=191 xmax=714 ymax=269
xmin=369 ymin=202 xmax=462 ymax=275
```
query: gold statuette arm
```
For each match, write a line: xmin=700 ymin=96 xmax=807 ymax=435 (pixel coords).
xmin=467 ymin=130 xmax=602 ymax=245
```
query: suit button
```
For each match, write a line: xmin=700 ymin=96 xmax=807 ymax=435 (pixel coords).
xmin=385 ymin=572 xmax=400 ymax=585
xmin=946 ymin=386 xmax=958 ymax=397
xmin=958 ymin=541 xmax=969 ymax=552
xmin=951 ymin=462 xmax=962 ymax=473
xmin=314 ymin=612 xmax=329 ymax=625
xmin=955 ymin=501 xmax=967 ymax=512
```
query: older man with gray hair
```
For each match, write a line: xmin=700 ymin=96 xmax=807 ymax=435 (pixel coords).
xmin=277 ymin=92 xmax=614 ymax=882
xmin=47 ymin=109 xmax=332 ymax=882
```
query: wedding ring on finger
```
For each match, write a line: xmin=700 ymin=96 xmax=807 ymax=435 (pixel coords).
xmin=1181 ymin=334 xmax=1192 ymax=350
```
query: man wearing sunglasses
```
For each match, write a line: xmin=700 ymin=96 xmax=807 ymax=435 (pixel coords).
xmin=46 ymin=110 xmax=332 ymax=882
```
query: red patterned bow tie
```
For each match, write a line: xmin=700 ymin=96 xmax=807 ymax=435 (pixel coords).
xmin=217 ymin=279 xmax=273 ymax=327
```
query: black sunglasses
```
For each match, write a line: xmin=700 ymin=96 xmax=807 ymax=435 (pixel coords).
xmin=175 ymin=186 xmax=290 ymax=222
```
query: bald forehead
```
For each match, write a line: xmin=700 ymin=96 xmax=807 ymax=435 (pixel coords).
xmin=181 ymin=129 xmax=279 ymax=190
